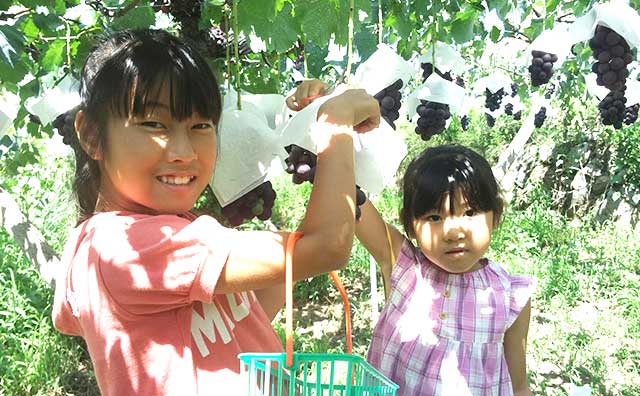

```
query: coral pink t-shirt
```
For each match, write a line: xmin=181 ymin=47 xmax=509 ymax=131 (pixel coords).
xmin=52 ymin=212 xmax=284 ymax=395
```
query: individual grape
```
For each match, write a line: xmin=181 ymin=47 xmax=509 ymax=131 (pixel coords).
xmin=221 ymin=181 xmax=277 ymax=226
xmin=598 ymin=90 xmax=626 ymax=129
xmin=624 ymin=103 xmax=639 ymax=125
xmin=534 ymin=107 xmax=547 ymax=128
xmin=589 ymin=25 xmax=634 ymax=91
xmin=484 ymin=88 xmax=505 ymax=111
xmin=374 ymin=79 xmax=403 ymax=129
xmin=529 ymin=50 xmax=558 ymax=87
xmin=415 ymin=100 xmax=451 ymax=140
xmin=485 ymin=113 xmax=495 ymax=127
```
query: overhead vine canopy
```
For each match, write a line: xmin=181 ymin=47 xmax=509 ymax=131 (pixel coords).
xmin=1 ymin=0 xmax=639 ymax=160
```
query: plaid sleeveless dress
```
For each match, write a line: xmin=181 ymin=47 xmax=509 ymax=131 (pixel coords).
xmin=367 ymin=240 xmax=535 ymax=396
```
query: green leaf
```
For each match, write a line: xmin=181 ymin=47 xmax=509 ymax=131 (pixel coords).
xmin=268 ymin=3 xmax=300 ymax=53
xmin=297 ymin=0 xmax=339 ymax=47
xmin=450 ymin=12 xmax=476 ymax=43
xmin=32 ymin=12 xmax=63 ymax=34
xmin=40 ymin=40 xmax=65 ymax=72
xmin=305 ymin=42 xmax=328 ymax=78
xmin=546 ymin=0 xmax=561 ymax=12
xmin=354 ymin=30 xmax=377 ymax=61
xmin=524 ymin=19 xmax=543 ymax=42
xmin=111 ymin=6 xmax=155 ymax=31
xmin=0 ymin=25 xmax=25 ymax=67
xmin=489 ymin=26 xmax=501 ymax=43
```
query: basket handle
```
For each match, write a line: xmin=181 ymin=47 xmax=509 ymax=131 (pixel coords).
xmin=284 ymin=233 xmax=354 ymax=367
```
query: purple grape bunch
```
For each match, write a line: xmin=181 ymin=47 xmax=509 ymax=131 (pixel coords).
xmin=284 ymin=144 xmax=367 ymax=220
xmin=529 ymin=50 xmax=558 ymax=87
xmin=374 ymin=79 xmax=403 ymax=129
xmin=220 ymin=182 xmax=277 ymax=227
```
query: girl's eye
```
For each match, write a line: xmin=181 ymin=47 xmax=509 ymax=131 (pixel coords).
xmin=425 ymin=214 xmax=441 ymax=222
xmin=140 ymin=121 xmax=165 ymax=129
xmin=464 ymin=209 xmax=476 ymax=217
xmin=192 ymin=123 xmax=214 ymax=131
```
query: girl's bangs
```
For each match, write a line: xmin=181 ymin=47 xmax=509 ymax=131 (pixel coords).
xmin=412 ymin=155 xmax=488 ymax=217
xmin=108 ymin=40 xmax=220 ymax=123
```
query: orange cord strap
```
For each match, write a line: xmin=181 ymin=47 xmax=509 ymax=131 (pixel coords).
xmin=329 ymin=271 xmax=352 ymax=354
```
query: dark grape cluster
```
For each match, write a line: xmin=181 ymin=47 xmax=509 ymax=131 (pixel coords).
xmin=374 ymin=79 xmax=403 ymax=129
xmin=529 ymin=50 xmax=558 ymax=87
xmin=513 ymin=110 xmax=522 ymax=121
xmin=598 ymin=90 xmax=626 ymax=129
xmin=484 ymin=88 xmax=505 ymax=112
xmin=504 ymin=103 xmax=514 ymax=115
xmin=624 ymin=104 xmax=639 ymax=125
xmin=421 ymin=63 xmax=452 ymax=82
xmin=534 ymin=107 xmax=547 ymax=128
xmin=220 ymin=182 xmax=276 ymax=226
xmin=510 ymin=83 xmax=518 ymax=97
xmin=415 ymin=100 xmax=451 ymax=140
xmin=52 ymin=109 xmax=78 ymax=146
xmin=485 ymin=113 xmax=495 ymax=127
xmin=284 ymin=144 xmax=317 ymax=184
xmin=589 ymin=25 xmax=634 ymax=91
xmin=460 ymin=115 xmax=469 ymax=131
xmin=284 ymin=145 xmax=367 ymax=219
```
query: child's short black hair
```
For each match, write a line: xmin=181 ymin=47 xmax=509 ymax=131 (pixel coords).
xmin=400 ymin=145 xmax=504 ymax=237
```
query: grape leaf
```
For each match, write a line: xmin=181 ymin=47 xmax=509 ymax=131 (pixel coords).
xmin=40 ymin=40 xmax=65 ymax=72
xmin=451 ymin=12 xmax=476 ymax=43
xmin=354 ymin=30 xmax=377 ymax=61
xmin=0 ymin=25 xmax=25 ymax=67
xmin=111 ymin=6 xmax=155 ymax=31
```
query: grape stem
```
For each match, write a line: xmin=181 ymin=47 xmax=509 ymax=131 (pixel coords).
xmin=232 ymin=0 xmax=241 ymax=111
xmin=345 ymin=0 xmax=355 ymax=85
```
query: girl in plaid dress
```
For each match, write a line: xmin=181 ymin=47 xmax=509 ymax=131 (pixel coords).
xmin=357 ymin=145 xmax=534 ymax=396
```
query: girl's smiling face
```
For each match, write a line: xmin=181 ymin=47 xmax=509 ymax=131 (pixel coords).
xmin=95 ymin=84 xmax=217 ymax=215
xmin=412 ymin=188 xmax=494 ymax=274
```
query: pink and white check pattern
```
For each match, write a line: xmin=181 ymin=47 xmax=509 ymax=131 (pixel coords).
xmin=367 ymin=240 xmax=535 ymax=396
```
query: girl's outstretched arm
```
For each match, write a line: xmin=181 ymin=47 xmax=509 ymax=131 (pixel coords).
xmin=213 ymin=90 xmax=379 ymax=310
xmin=355 ymin=200 xmax=405 ymax=299
xmin=504 ymin=299 xmax=533 ymax=396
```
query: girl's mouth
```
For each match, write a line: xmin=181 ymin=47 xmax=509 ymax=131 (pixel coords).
xmin=158 ymin=175 xmax=196 ymax=185
xmin=445 ymin=248 xmax=467 ymax=255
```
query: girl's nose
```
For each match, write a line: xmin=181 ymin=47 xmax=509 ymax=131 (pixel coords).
xmin=166 ymin=129 xmax=197 ymax=162
xmin=443 ymin=216 xmax=465 ymax=240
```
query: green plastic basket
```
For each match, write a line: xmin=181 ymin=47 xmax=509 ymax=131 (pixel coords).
xmin=239 ymin=233 xmax=398 ymax=396
xmin=238 ymin=352 xmax=398 ymax=396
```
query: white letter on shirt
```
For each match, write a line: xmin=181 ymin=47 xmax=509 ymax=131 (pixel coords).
xmin=191 ymin=302 xmax=233 ymax=357
xmin=227 ymin=292 xmax=251 ymax=322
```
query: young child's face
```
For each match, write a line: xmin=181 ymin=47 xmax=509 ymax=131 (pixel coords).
xmin=97 ymin=84 xmax=217 ymax=214
xmin=412 ymin=188 xmax=493 ymax=274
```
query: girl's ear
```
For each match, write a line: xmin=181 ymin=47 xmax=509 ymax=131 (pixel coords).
xmin=75 ymin=110 xmax=102 ymax=160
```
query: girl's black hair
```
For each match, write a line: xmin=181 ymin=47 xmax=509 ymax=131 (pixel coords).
xmin=400 ymin=145 xmax=504 ymax=237
xmin=70 ymin=29 xmax=222 ymax=223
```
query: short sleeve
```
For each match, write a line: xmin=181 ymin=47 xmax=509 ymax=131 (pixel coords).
xmin=94 ymin=214 xmax=236 ymax=315
xmin=506 ymin=275 xmax=536 ymax=328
